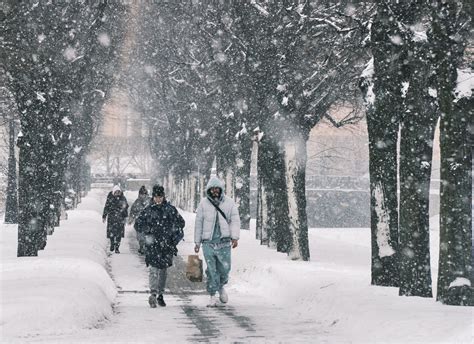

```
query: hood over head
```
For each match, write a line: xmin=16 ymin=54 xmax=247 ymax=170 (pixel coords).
xmin=205 ymin=176 xmax=225 ymax=194
xmin=112 ymin=185 xmax=121 ymax=194
xmin=138 ymin=185 xmax=148 ymax=196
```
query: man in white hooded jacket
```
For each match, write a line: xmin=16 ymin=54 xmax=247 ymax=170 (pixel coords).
xmin=194 ymin=176 xmax=240 ymax=307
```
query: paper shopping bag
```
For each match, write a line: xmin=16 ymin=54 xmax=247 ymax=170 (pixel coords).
xmin=186 ymin=254 xmax=203 ymax=282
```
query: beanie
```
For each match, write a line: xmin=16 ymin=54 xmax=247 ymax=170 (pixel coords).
xmin=152 ymin=185 xmax=165 ymax=197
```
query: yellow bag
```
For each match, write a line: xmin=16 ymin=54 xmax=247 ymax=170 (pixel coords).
xmin=186 ymin=255 xmax=203 ymax=282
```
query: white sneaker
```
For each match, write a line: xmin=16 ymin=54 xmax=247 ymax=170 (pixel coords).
xmin=219 ymin=287 xmax=228 ymax=303
xmin=207 ymin=295 xmax=218 ymax=307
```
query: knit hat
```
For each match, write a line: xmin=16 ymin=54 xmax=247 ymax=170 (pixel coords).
xmin=139 ymin=185 xmax=148 ymax=195
xmin=112 ymin=185 xmax=121 ymax=194
xmin=152 ymin=185 xmax=165 ymax=197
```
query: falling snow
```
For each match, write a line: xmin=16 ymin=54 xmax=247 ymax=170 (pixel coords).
xmin=1 ymin=2 xmax=472 ymax=342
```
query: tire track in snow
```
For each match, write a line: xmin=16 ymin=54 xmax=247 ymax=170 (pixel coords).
xmin=167 ymin=246 xmax=262 ymax=341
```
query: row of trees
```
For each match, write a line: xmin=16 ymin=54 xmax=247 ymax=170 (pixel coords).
xmin=128 ymin=0 xmax=368 ymax=261
xmin=2 ymin=1 xmax=128 ymax=256
xmin=128 ymin=1 xmax=472 ymax=305
xmin=361 ymin=1 xmax=472 ymax=304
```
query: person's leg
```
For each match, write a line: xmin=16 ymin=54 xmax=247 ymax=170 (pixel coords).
xmin=202 ymin=244 xmax=219 ymax=296
xmin=215 ymin=246 xmax=231 ymax=303
xmin=110 ymin=237 xmax=115 ymax=252
xmin=215 ymin=246 xmax=231 ymax=287
xmin=157 ymin=268 xmax=168 ymax=306
xmin=115 ymin=236 xmax=121 ymax=253
xmin=137 ymin=232 xmax=145 ymax=253
xmin=149 ymin=266 xmax=159 ymax=295
xmin=148 ymin=266 xmax=159 ymax=308
xmin=158 ymin=268 xmax=168 ymax=295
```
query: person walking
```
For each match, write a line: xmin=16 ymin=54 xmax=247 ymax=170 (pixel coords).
xmin=102 ymin=185 xmax=129 ymax=254
xmin=128 ymin=185 xmax=150 ymax=254
xmin=136 ymin=185 xmax=185 ymax=308
xmin=194 ymin=176 xmax=240 ymax=307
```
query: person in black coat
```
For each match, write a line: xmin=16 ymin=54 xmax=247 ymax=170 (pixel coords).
xmin=136 ymin=185 xmax=185 ymax=307
xmin=102 ymin=185 xmax=129 ymax=254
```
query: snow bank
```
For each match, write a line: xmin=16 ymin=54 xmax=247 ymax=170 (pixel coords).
xmin=0 ymin=190 xmax=116 ymax=340
xmin=228 ymin=223 xmax=472 ymax=344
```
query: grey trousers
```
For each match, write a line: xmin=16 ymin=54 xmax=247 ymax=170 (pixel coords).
xmin=136 ymin=231 xmax=146 ymax=250
xmin=149 ymin=266 xmax=167 ymax=295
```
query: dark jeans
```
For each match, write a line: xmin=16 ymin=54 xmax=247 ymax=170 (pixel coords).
xmin=110 ymin=236 xmax=121 ymax=249
xmin=149 ymin=267 xmax=167 ymax=295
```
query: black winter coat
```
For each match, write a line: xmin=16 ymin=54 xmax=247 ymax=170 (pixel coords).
xmin=102 ymin=192 xmax=129 ymax=238
xmin=136 ymin=199 xmax=185 ymax=269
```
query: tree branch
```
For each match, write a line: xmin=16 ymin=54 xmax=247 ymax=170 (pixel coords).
xmin=324 ymin=110 xmax=363 ymax=128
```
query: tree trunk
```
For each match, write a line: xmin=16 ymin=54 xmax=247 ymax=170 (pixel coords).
xmin=398 ymin=97 xmax=437 ymax=298
xmin=198 ymin=174 xmax=206 ymax=204
xmin=163 ymin=174 xmax=169 ymax=197
xmin=430 ymin=0 xmax=473 ymax=305
xmin=17 ymin=143 xmax=40 ymax=256
xmin=283 ymin=134 xmax=310 ymax=261
xmin=398 ymin=38 xmax=438 ymax=297
xmin=365 ymin=2 xmax=405 ymax=287
xmin=437 ymin=101 xmax=473 ymax=305
xmin=5 ymin=119 xmax=18 ymax=224
xmin=166 ymin=173 xmax=173 ymax=202
xmin=235 ymin=137 xmax=252 ymax=229
xmin=256 ymin=137 xmax=272 ymax=246
xmin=256 ymin=171 xmax=264 ymax=241
xmin=224 ymin=168 xmax=235 ymax=199
xmin=255 ymin=137 xmax=268 ymax=245
xmin=257 ymin=135 xmax=289 ymax=251
xmin=186 ymin=176 xmax=194 ymax=212
xmin=178 ymin=178 xmax=184 ymax=209
xmin=366 ymin=112 xmax=400 ymax=287
xmin=363 ymin=66 xmax=400 ymax=286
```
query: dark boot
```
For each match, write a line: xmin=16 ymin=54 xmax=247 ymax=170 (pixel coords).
xmin=115 ymin=238 xmax=121 ymax=253
xmin=110 ymin=239 xmax=114 ymax=252
xmin=157 ymin=294 xmax=166 ymax=307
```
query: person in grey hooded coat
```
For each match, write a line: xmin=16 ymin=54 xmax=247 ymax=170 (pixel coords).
xmin=128 ymin=185 xmax=150 ymax=254
xmin=194 ymin=176 xmax=240 ymax=307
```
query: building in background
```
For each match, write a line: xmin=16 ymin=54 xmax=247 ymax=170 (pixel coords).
xmin=89 ymin=87 xmax=151 ymax=178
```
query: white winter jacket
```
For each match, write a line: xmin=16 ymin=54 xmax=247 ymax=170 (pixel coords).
xmin=194 ymin=177 xmax=240 ymax=245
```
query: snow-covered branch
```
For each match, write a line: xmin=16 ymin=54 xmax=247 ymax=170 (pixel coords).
xmin=250 ymin=0 xmax=270 ymax=17
xmin=308 ymin=16 xmax=356 ymax=33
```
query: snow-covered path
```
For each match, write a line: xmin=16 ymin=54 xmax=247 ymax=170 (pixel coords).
xmin=26 ymin=227 xmax=315 ymax=343
xmin=101 ymin=230 xmax=263 ymax=343
xmin=92 ymin=229 xmax=331 ymax=342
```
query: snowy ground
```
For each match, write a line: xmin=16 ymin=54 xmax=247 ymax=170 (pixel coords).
xmin=1 ymin=189 xmax=472 ymax=343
